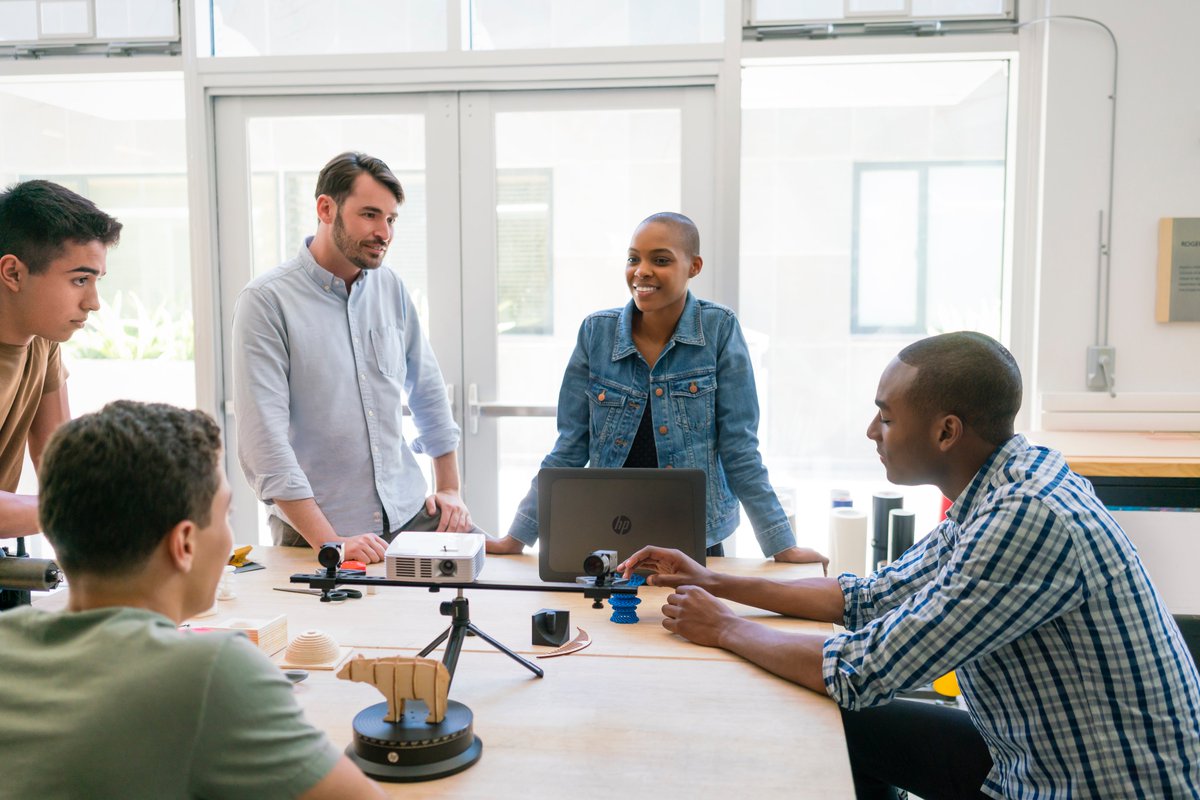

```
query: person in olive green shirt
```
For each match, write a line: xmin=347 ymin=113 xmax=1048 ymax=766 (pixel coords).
xmin=0 ymin=401 xmax=384 ymax=799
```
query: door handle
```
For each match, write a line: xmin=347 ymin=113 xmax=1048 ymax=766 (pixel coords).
xmin=466 ymin=383 xmax=555 ymax=435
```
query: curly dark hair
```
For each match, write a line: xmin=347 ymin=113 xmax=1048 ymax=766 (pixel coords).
xmin=38 ymin=401 xmax=223 ymax=577
xmin=0 ymin=180 xmax=122 ymax=274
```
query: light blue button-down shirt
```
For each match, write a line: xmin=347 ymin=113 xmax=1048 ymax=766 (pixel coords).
xmin=233 ymin=238 xmax=460 ymax=537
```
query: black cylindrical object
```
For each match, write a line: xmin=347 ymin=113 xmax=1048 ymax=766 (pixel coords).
xmin=871 ymin=491 xmax=903 ymax=569
xmin=889 ymin=508 xmax=917 ymax=563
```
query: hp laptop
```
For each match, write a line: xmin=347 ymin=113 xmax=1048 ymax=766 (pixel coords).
xmin=537 ymin=467 xmax=706 ymax=582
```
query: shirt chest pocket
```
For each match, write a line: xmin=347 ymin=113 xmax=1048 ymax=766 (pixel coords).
xmin=586 ymin=380 xmax=628 ymax=443
xmin=669 ymin=374 xmax=716 ymax=431
xmin=369 ymin=324 xmax=403 ymax=378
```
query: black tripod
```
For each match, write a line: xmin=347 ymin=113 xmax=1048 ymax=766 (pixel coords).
xmin=417 ymin=589 xmax=543 ymax=683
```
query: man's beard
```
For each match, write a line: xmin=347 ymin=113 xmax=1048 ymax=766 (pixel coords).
xmin=333 ymin=210 xmax=386 ymax=270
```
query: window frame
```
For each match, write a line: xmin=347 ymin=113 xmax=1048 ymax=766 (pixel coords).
xmin=850 ymin=158 xmax=1006 ymax=336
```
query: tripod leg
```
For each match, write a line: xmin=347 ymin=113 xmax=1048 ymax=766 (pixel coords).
xmin=441 ymin=622 xmax=467 ymax=679
xmin=417 ymin=626 xmax=451 ymax=659
xmin=467 ymin=622 xmax=544 ymax=678
xmin=417 ymin=624 xmax=467 ymax=680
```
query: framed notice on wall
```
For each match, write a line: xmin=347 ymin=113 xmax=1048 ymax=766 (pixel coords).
xmin=1157 ymin=218 xmax=1200 ymax=322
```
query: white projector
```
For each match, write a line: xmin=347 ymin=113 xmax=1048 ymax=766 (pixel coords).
xmin=385 ymin=532 xmax=486 ymax=583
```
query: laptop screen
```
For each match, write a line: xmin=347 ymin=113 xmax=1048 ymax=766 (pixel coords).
xmin=537 ymin=467 xmax=706 ymax=582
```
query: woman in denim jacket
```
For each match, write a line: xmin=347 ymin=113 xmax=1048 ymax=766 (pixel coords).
xmin=488 ymin=213 xmax=826 ymax=565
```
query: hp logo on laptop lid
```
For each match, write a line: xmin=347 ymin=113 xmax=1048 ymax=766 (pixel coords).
xmin=612 ymin=515 xmax=632 ymax=535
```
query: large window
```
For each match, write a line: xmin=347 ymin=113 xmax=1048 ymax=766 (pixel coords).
xmin=737 ymin=57 xmax=1011 ymax=555
xmin=748 ymin=0 xmax=1013 ymax=26
xmin=0 ymin=71 xmax=192 ymax=556
xmin=491 ymin=102 xmax=684 ymax=532
xmin=852 ymin=160 xmax=1004 ymax=334
xmin=497 ymin=169 xmax=553 ymax=335
xmin=196 ymin=0 xmax=724 ymax=57
xmin=200 ymin=0 xmax=446 ymax=57
xmin=0 ymin=72 xmax=194 ymax=419
xmin=468 ymin=0 xmax=723 ymax=49
xmin=0 ymin=0 xmax=177 ymax=46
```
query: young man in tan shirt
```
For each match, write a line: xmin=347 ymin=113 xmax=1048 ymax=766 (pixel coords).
xmin=0 ymin=180 xmax=121 ymax=538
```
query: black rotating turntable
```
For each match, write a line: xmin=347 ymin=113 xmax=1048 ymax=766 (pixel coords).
xmin=344 ymin=699 xmax=482 ymax=782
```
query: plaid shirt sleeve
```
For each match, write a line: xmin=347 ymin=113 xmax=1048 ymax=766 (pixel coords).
xmin=823 ymin=491 xmax=1089 ymax=710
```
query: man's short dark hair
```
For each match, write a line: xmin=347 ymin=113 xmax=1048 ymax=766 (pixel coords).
xmin=898 ymin=331 xmax=1022 ymax=446
xmin=38 ymin=401 xmax=223 ymax=577
xmin=314 ymin=151 xmax=405 ymax=208
xmin=0 ymin=180 xmax=122 ymax=274
xmin=637 ymin=211 xmax=700 ymax=260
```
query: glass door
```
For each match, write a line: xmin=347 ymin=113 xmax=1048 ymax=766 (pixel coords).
xmin=213 ymin=93 xmax=461 ymax=543
xmin=213 ymin=87 xmax=714 ymax=543
xmin=459 ymin=88 xmax=715 ymax=537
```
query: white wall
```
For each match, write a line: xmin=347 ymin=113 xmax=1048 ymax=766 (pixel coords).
xmin=1037 ymin=0 xmax=1200 ymax=396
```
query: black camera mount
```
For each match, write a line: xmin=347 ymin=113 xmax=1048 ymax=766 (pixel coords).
xmin=289 ymin=550 xmax=638 ymax=680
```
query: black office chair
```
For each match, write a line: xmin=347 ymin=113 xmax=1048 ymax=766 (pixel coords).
xmin=1174 ymin=615 xmax=1200 ymax=671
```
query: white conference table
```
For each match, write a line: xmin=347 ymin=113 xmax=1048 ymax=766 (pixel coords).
xmin=42 ymin=546 xmax=854 ymax=798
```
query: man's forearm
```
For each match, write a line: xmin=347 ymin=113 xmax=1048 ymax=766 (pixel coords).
xmin=0 ymin=492 xmax=41 ymax=538
xmin=710 ymin=573 xmax=847 ymax=623
xmin=719 ymin=619 xmax=829 ymax=695
xmin=275 ymin=498 xmax=339 ymax=548
xmin=431 ymin=450 xmax=460 ymax=493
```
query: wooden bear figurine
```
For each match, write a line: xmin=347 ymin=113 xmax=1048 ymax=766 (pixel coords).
xmin=337 ymin=655 xmax=451 ymax=724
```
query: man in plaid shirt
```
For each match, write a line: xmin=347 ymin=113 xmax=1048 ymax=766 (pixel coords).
xmin=620 ymin=332 xmax=1200 ymax=799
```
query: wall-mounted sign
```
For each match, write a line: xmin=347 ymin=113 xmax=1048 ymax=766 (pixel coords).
xmin=1157 ymin=218 xmax=1200 ymax=322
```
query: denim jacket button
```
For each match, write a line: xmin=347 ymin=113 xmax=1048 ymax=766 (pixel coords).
xmin=655 ymin=387 xmax=664 ymax=397
xmin=689 ymin=383 xmax=698 ymax=393
xmin=597 ymin=391 xmax=606 ymax=402
xmin=615 ymin=438 xmax=625 ymax=446
xmin=658 ymin=425 xmax=668 ymax=435
xmin=665 ymin=464 xmax=673 ymax=469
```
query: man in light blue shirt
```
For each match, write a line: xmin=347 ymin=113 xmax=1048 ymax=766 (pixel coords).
xmin=233 ymin=152 xmax=474 ymax=564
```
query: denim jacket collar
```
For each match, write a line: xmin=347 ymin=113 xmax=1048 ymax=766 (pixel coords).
xmin=611 ymin=291 xmax=706 ymax=362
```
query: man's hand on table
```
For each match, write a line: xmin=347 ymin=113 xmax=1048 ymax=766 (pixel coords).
xmin=341 ymin=533 xmax=388 ymax=564
xmin=618 ymin=546 xmax=715 ymax=589
xmin=661 ymin=585 xmax=741 ymax=648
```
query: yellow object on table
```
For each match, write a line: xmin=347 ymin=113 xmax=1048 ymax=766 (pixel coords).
xmin=228 ymin=545 xmax=253 ymax=567
xmin=933 ymin=671 xmax=960 ymax=698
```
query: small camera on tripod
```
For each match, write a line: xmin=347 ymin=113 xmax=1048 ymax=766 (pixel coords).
xmin=318 ymin=542 xmax=343 ymax=575
xmin=582 ymin=550 xmax=618 ymax=579
xmin=576 ymin=549 xmax=627 ymax=589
